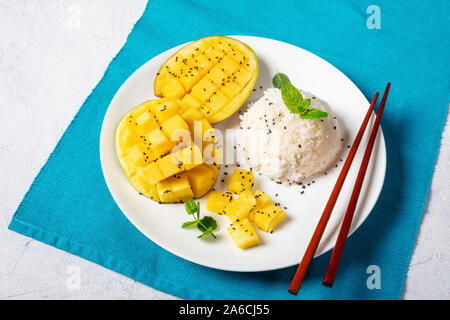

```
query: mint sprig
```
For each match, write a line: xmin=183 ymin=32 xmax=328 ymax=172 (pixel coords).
xmin=182 ymin=200 xmax=217 ymax=239
xmin=273 ymin=73 xmax=328 ymax=119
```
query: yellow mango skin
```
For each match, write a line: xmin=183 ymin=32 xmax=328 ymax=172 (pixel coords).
xmin=154 ymin=36 xmax=259 ymax=124
xmin=115 ymin=98 xmax=219 ymax=203
xmin=227 ymin=218 xmax=260 ymax=249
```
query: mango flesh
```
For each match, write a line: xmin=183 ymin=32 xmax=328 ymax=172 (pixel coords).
xmin=228 ymin=169 xmax=254 ymax=194
xmin=223 ymin=190 xmax=256 ymax=222
xmin=154 ymin=36 xmax=258 ymax=124
xmin=115 ymin=98 xmax=218 ymax=203
xmin=205 ymin=191 xmax=233 ymax=214
xmin=227 ymin=218 xmax=260 ymax=249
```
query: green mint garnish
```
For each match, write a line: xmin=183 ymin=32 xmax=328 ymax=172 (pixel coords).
xmin=281 ymin=83 xmax=305 ymax=113
xmin=300 ymin=108 xmax=329 ymax=119
xmin=272 ymin=72 xmax=290 ymax=88
xmin=182 ymin=200 xmax=217 ymax=239
xmin=274 ymin=72 xmax=328 ymax=119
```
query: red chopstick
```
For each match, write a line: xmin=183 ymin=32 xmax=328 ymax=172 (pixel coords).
xmin=288 ymin=91 xmax=380 ymax=295
xmin=323 ymin=82 xmax=390 ymax=287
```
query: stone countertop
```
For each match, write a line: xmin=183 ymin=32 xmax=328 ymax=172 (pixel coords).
xmin=0 ymin=0 xmax=448 ymax=299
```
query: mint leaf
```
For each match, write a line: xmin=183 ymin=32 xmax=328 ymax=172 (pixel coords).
xmin=185 ymin=200 xmax=198 ymax=215
xmin=301 ymin=98 xmax=311 ymax=109
xmin=197 ymin=216 xmax=217 ymax=239
xmin=183 ymin=202 xmax=217 ymax=239
xmin=281 ymin=83 xmax=305 ymax=114
xmin=197 ymin=216 xmax=217 ymax=233
xmin=272 ymin=72 xmax=290 ymax=89
xmin=181 ymin=221 xmax=198 ymax=228
xmin=300 ymin=108 xmax=328 ymax=119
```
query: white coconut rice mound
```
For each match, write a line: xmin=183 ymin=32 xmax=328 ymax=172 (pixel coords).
xmin=238 ymin=88 xmax=343 ymax=183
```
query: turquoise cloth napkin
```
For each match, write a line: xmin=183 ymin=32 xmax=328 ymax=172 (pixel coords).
xmin=9 ymin=0 xmax=449 ymax=299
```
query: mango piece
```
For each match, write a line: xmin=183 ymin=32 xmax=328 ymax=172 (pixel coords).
xmin=206 ymin=191 xmax=233 ymax=214
xmin=185 ymin=164 xmax=215 ymax=198
xmin=154 ymin=36 xmax=259 ymax=123
xmin=253 ymin=203 xmax=286 ymax=233
xmin=223 ymin=190 xmax=256 ymax=221
xmin=227 ymin=218 xmax=260 ymax=249
xmin=249 ymin=190 xmax=272 ymax=222
xmin=228 ymin=169 xmax=254 ymax=194
xmin=115 ymin=98 xmax=218 ymax=203
xmin=156 ymin=173 xmax=194 ymax=203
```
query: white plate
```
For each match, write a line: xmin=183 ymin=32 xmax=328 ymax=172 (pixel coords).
xmin=100 ymin=36 xmax=386 ymax=272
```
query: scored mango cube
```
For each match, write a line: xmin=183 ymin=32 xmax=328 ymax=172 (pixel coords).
xmin=228 ymin=169 xmax=254 ymax=194
xmin=157 ymin=152 xmax=185 ymax=179
xmin=150 ymin=99 xmax=180 ymax=123
xmin=205 ymin=191 xmax=233 ymax=214
xmin=223 ymin=190 xmax=256 ymax=221
xmin=156 ymin=173 xmax=194 ymax=203
xmin=161 ymin=114 xmax=190 ymax=143
xmin=135 ymin=110 xmax=159 ymax=135
xmin=253 ymin=203 xmax=286 ymax=233
xmin=140 ymin=161 xmax=164 ymax=185
xmin=227 ymin=218 xmax=260 ymax=249
xmin=147 ymin=128 xmax=173 ymax=156
xmin=160 ymin=78 xmax=185 ymax=98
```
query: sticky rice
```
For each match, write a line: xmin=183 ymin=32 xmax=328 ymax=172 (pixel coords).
xmin=238 ymin=88 xmax=343 ymax=183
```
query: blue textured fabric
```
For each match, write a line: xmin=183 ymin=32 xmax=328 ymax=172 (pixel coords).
xmin=9 ymin=0 xmax=449 ymax=299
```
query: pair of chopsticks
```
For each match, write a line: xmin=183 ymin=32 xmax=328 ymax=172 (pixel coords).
xmin=288 ymin=82 xmax=391 ymax=295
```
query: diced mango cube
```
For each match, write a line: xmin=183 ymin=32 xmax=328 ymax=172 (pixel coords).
xmin=206 ymin=191 xmax=233 ymax=214
xmin=227 ymin=218 xmax=260 ymax=249
xmin=253 ymin=203 xmax=286 ymax=233
xmin=223 ymin=190 xmax=256 ymax=221
xmin=249 ymin=190 xmax=272 ymax=221
xmin=228 ymin=169 xmax=254 ymax=194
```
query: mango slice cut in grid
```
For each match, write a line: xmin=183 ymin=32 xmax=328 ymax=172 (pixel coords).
xmin=154 ymin=36 xmax=259 ymax=124
xmin=115 ymin=98 xmax=219 ymax=203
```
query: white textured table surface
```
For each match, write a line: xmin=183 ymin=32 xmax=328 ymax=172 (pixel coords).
xmin=0 ymin=1 xmax=448 ymax=300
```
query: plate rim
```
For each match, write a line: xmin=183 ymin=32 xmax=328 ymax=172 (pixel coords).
xmin=99 ymin=35 xmax=387 ymax=272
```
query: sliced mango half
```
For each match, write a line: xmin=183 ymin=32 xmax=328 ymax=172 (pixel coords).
xmin=154 ymin=36 xmax=258 ymax=123
xmin=115 ymin=98 xmax=218 ymax=203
